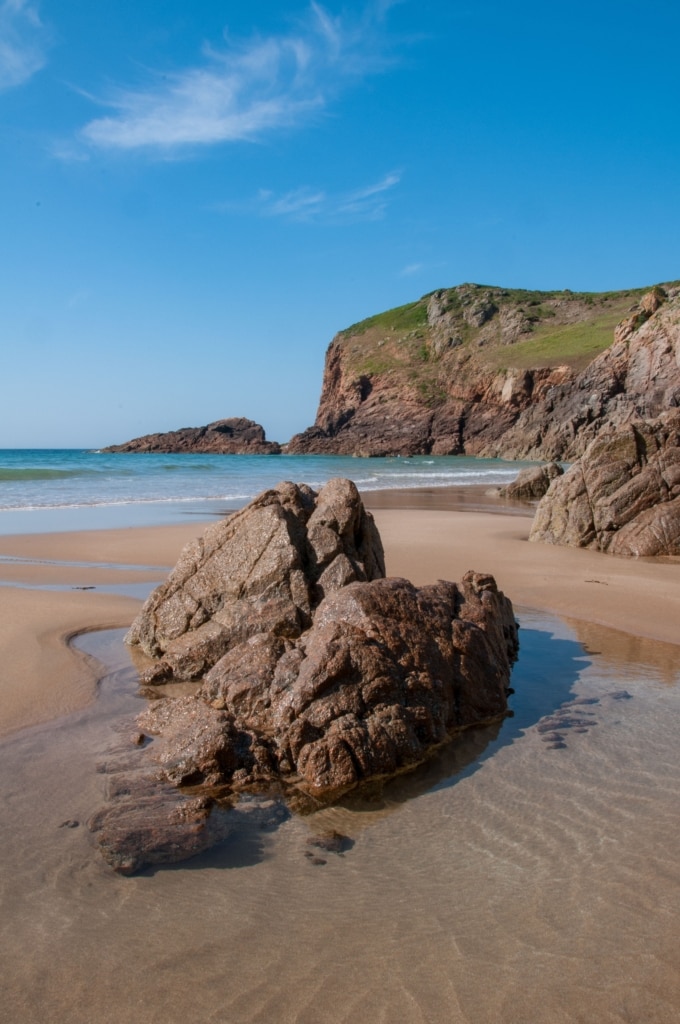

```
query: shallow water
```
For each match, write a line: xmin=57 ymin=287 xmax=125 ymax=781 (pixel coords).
xmin=0 ymin=450 xmax=533 ymax=534
xmin=1 ymin=611 xmax=679 ymax=1023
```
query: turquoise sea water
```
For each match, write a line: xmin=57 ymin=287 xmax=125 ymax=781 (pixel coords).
xmin=0 ymin=449 xmax=530 ymax=534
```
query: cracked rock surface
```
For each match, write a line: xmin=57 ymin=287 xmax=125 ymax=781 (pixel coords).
xmin=529 ymin=410 xmax=680 ymax=555
xmin=117 ymin=479 xmax=518 ymax=816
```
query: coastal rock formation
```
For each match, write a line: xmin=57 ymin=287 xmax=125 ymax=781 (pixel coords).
xmin=99 ymin=479 xmax=518 ymax=873
xmin=499 ymin=462 xmax=564 ymax=501
xmin=136 ymin=570 xmax=518 ymax=802
xmin=89 ymin=775 xmax=288 ymax=875
xmin=103 ymin=417 xmax=281 ymax=454
xmin=529 ymin=410 xmax=680 ymax=556
xmin=285 ymin=282 xmax=680 ymax=461
xmin=127 ymin=477 xmax=386 ymax=682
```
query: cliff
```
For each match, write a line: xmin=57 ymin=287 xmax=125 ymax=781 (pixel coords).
xmin=286 ymin=281 xmax=680 ymax=460
xmin=103 ymin=417 xmax=281 ymax=454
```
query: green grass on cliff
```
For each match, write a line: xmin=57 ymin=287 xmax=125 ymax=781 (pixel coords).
xmin=489 ymin=308 xmax=627 ymax=371
xmin=339 ymin=281 xmax=679 ymax=383
xmin=343 ymin=299 xmax=429 ymax=337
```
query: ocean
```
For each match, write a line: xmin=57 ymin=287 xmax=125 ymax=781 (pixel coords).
xmin=0 ymin=449 xmax=531 ymax=533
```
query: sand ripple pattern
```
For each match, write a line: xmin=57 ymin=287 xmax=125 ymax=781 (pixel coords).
xmin=0 ymin=613 xmax=679 ymax=1023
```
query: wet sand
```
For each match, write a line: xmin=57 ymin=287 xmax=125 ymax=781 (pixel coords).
xmin=0 ymin=493 xmax=679 ymax=1023
xmin=0 ymin=490 xmax=677 ymax=736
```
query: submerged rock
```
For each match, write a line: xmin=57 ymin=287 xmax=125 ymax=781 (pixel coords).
xmin=89 ymin=776 xmax=287 ymax=876
xmin=96 ymin=479 xmax=519 ymax=872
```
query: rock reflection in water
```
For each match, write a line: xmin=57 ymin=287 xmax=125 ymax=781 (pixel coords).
xmin=87 ymin=617 xmax=590 ymax=874
xmin=2 ymin=612 xmax=679 ymax=1024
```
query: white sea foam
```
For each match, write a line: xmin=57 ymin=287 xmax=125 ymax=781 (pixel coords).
xmin=0 ymin=450 xmax=531 ymax=531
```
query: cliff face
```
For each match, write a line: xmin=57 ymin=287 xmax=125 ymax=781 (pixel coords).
xmin=103 ymin=417 xmax=281 ymax=454
xmin=286 ymin=282 xmax=680 ymax=460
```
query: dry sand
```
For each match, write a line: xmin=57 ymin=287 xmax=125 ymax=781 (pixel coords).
xmin=373 ymin=507 xmax=680 ymax=645
xmin=0 ymin=501 xmax=677 ymax=737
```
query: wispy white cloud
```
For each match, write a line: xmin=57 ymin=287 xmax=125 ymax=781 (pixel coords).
xmin=0 ymin=0 xmax=48 ymax=90
xmin=400 ymin=262 xmax=424 ymax=276
xmin=80 ymin=2 xmax=395 ymax=153
xmin=222 ymin=171 xmax=401 ymax=223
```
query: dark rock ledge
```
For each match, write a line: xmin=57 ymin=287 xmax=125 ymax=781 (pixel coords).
xmin=102 ymin=417 xmax=281 ymax=454
xmin=90 ymin=478 xmax=519 ymax=873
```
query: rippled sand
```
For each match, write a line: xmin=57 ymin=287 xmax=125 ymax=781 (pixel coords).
xmin=1 ymin=612 xmax=679 ymax=1023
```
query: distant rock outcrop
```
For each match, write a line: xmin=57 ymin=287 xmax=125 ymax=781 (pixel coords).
xmin=285 ymin=283 xmax=680 ymax=461
xmin=529 ymin=410 xmax=680 ymax=556
xmin=499 ymin=462 xmax=564 ymax=501
xmin=92 ymin=480 xmax=518 ymax=872
xmin=103 ymin=417 xmax=281 ymax=454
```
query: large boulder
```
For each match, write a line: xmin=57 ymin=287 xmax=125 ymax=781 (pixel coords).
xmin=138 ymin=571 xmax=518 ymax=802
xmin=95 ymin=479 xmax=518 ymax=871
xmin=127 ymin=478 xmax=386 ymax=681
xmin=124 ymin=479 xmax=517 ymax=802
xmin=529 ymin=410 xmax=680 ymax=555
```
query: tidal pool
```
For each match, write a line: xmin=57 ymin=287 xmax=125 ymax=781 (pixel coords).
xmin=0 ymin=610 xmax=678 ymax=1024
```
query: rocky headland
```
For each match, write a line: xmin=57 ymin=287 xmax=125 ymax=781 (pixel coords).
xmin=286 ymin=282 xmax=680 ymax=460
xmin=102 ymin=282 xmax=679 ymax=467
xmin=91 ymin=479 xmax=519 ymax=872
xmin=103 ymin=417 xmax=281 ymax=454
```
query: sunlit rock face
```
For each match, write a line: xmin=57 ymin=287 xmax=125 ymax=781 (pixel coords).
xmin=93 ymin=479 xmax=518 ymax=873
xmin=530 ymin=410 xmax=680 ymax=556
xmin=126 ymin=478 xmax=386 ymax=681
xmin=286 ymin=285 xmax=680 ymax=461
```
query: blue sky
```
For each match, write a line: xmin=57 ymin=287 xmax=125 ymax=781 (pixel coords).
xmin=1 ymin=0 xmax=679 ymax=447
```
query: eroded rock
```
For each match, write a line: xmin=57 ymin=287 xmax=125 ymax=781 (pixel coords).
xmin=127 ymin=478 xmax=385 ymax=681
xmin=103 ymin=417 xmax=281 ymax=454
xmin=132 ymin=569 xmax=518 ymax=805
xmin=96 ymin=479 xmax=518 ymax=872
xmin=499 ymin=462 xmax=564 ymax=501
xmin=130 ymin=484 xmax=518 ymax=794
xmin=529 ymin=410 xmax=680 ymax=555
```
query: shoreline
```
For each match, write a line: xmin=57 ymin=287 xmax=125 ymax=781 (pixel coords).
xmin=0 ymin=489 xmax=677 ymax=738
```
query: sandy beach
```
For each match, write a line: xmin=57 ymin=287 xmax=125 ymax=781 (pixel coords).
xmin=0 ymin=494 xmax=677 ymax=737
xmin=1 ymin=493 xmax=679 ymax=1024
